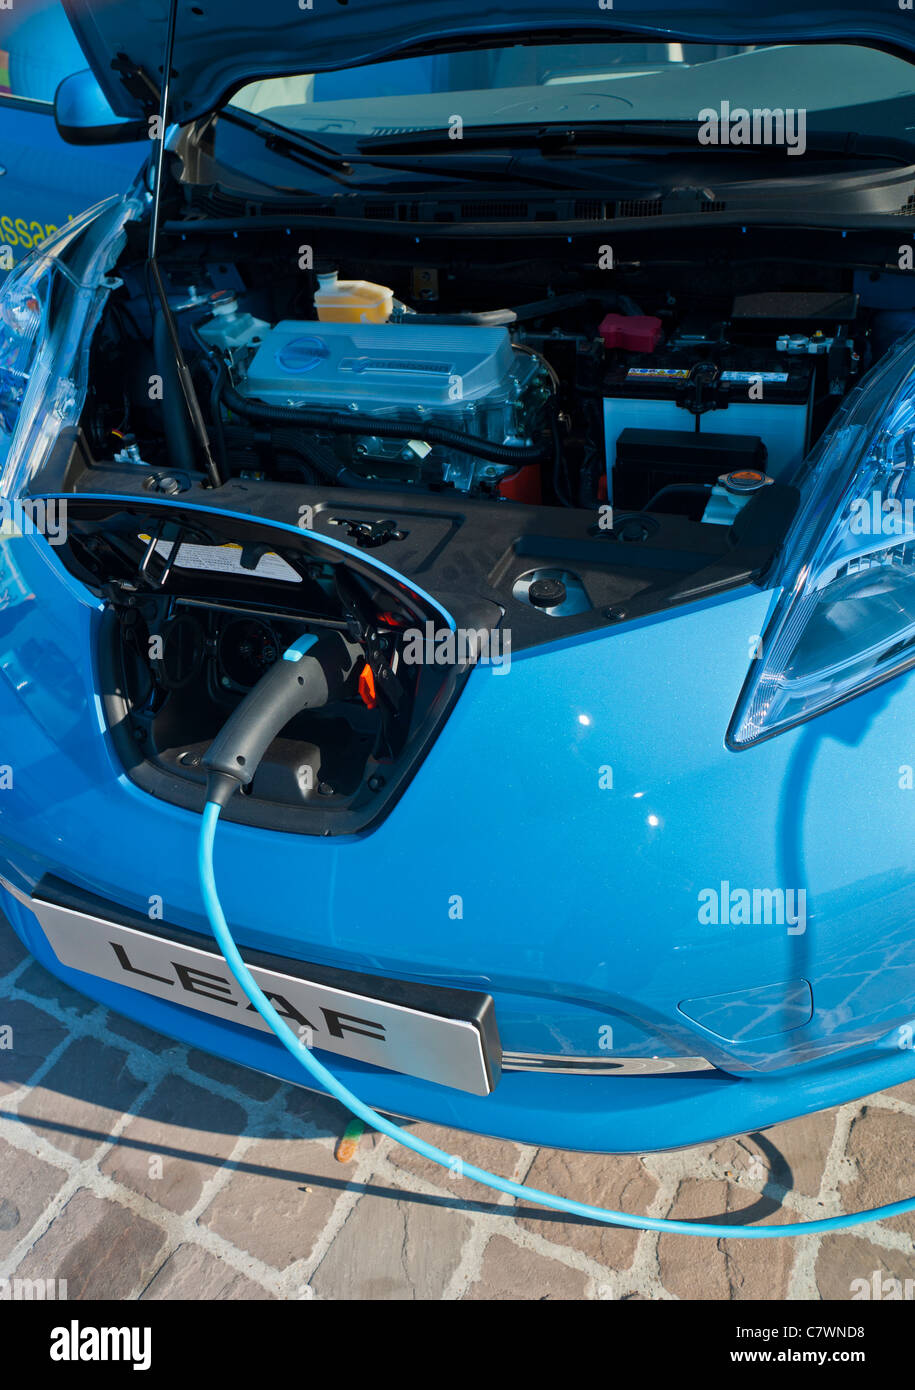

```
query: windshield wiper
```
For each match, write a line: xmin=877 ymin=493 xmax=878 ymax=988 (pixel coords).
xmin=217 ymin=107 xmax=915 ymax=203
xmin=219 ymin=107 xmax=355 ymax=182
xmin=358 ymin=120 xmax=696 ymax=153
xmin=219 ymin=106 xmax=607 ymax=190
xmin=358 ymin=121 xmax=915 ymax=166
xmin=339 ymin=150 xmax=650 ymax=190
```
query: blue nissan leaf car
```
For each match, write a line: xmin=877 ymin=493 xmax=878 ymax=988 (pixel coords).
xmin=3 ymin=0 xmax=915 ymax=1153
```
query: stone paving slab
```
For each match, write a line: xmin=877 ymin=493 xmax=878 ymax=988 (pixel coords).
xmin=1 ymin=910 xmax=914 ymax=1300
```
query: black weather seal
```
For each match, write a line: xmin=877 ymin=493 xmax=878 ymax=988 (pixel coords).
xmin=146 ymin=0 xmax=222 ymax=488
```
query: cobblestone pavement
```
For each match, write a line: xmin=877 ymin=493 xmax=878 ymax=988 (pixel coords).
xmin=1 ymin=911 xmax=913 ymax=1301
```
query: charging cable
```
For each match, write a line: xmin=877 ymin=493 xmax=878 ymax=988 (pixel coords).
xmin=197 ymin=632 xmax=915 ymax=1238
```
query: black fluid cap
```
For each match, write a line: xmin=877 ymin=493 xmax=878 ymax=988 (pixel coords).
xmin=528 ymin=577 xmax=567 ymax=609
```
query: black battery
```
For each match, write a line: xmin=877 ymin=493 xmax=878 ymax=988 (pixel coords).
xmin=602 ymin=347 xmax=815 ymax=502
xmin=603 ymin=348 xmax=815 ymax=411
xmin=614 ymin=428 xmax=766 ymax=511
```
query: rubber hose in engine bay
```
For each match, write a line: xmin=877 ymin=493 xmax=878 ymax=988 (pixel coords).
xmin=217 ymin=379 xmax=553 ymax=467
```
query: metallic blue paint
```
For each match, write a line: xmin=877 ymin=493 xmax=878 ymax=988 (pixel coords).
xmin=2 ymin=500 xmax=915 ymax=1150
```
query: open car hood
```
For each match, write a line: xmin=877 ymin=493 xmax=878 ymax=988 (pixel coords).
xmin=63 ymin=0 xmax=915 ymax=124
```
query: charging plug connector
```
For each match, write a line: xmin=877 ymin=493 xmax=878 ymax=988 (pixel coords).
xmin=202 ymin=630 xmax=363 ymax=807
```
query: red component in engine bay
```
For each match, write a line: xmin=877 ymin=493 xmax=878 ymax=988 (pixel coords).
xmin=598 ymin=313 xmax=663 ymax=353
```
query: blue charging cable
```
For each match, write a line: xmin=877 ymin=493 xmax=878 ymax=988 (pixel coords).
xmin=199 ymin=799 xmax=915 ymax=1238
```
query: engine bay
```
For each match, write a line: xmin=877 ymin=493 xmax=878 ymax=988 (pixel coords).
xmin=39 ymin=213 xmax=915 ymax=828
xmin=70 ymin=220 xmax=900 ymax=516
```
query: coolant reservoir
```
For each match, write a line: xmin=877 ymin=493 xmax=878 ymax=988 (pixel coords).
xmin=198 ymin=292 xmax=269 ymax=349
xmin=314 ymin=270 xmax=393 ymax=323
xmin=702 ymin=468 xmax=774 ymax=526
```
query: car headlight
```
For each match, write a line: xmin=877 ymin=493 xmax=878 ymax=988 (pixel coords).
xmin=0 ymin=196 xmax=139 ymax=501
xmin=729 ymin=330 xmax=915 ymax=747
xmin=0 ymin=273 xmax=46 ymax=435
xmin=0 ymin=255 xmax=52 ymax=445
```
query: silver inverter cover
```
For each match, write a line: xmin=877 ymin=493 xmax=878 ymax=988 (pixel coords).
xmin=240 ymin=320 xmax=527 ymax=412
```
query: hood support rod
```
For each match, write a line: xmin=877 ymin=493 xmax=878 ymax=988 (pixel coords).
xmin=146 ymin=0 xmax=222 ymax=487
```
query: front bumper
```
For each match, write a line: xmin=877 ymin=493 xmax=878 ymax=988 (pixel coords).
xmin=6 ymin=879 xmax=915 ymax=1153
xmin=3 ymin=530 xmax=915 ymax=1150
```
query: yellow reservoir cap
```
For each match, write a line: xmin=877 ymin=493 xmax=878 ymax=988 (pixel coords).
xmin=314 ymin=270 xmax=394 ymax=323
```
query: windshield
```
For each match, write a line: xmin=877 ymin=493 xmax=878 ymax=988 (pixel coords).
xmin=229 ymin=41 xmax=915 ymax=140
